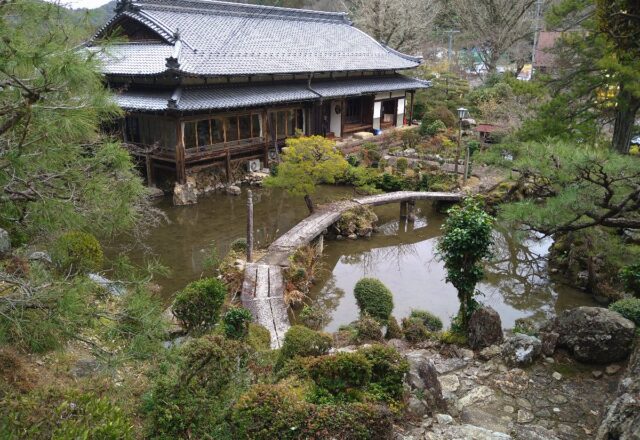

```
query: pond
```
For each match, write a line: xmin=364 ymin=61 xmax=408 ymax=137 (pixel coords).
xmin=123 ymin=186 xmax=596 ymax=330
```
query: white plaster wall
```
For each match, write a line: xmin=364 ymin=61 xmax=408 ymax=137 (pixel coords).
xmin=373 ymin=101 xmax=382 ymax=130
xmin=330 ymin=100 xmax=342 ymax=137
xmin=397 ymin=98 xmax=406 ymax=127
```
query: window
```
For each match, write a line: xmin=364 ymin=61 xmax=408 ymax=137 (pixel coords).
xmin=252 ymin=114 xmax=261 ymax=138
xmin=345 ymin=98 xmax=363 ymax=124
xmin=211 ymin=118 xmax=224 ymax=143
xmin=227 ymin=117 xmax=239 ymax=142
xmin=125 ymin=116 xmax=141 ymax=143
xmin=276 ymin=111 xmax=286 ymax=138
xmin=184 ymin=121 xmax=197 ymax=150
xmin=269 ymin=109 xmax=303 ymax=139
xmin=238 ymin=115 xmax=252 ymax=140
xmin=296 ymin=109 xmax=304 ymax=132
xmin=197 ymin=120 xmax=210 ymax=147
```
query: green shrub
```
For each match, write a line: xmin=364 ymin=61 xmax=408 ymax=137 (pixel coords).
xmin=354 ymin=314 xmax=383 ymax=342
xmin=276 ymin=325 xmax=332 ymax=369
xmin=1 ymin=390 xmax=134 ymax=440
xmin=223 ymin=307 xmax=253 ymax=339
xmin=247 ymin=323 xmax=272 ymax=351
xmin=620 ymin=263 xmax=640 ymax=297
xmin=610 ymin=298 xmax=640 ymax=326
xmin=375 ymin=173 xmax=413 ymax=192
xmin=305 ymin=402 xmax=393 ymax=440
xmin=396 ymin=157 xmax=409 ymax=174
xmin=51 ymin=231 xmax=103 ymax=274
xmin=360 ymin=344 xmax=409 ymax=401
xmin=420 ymin=119 xmax=447 ymax=137
xmin=231 ymin=238 xmax=248 ymax=253
xmin=439 ymin=329 xmax=468 ymax=345
xmin=385 ymin=316 xmax=403 ymax=339
xmin=232 ymin=381 xmax=311 ymax=440
xmin=401 ymin=129 xmax=421 ymax=149
xmin=145 ymin=335 xmax=251 ymax=439
xmin=410 ymin=309 xmax=443 ymax=332
xmin=308 ymin=352 xmax=372 ymax=396
xmin=423 ymin=106 xmax=457 ymax=128
xmin=299 ymin=304 xmax=329 ymax=331
xmin=353 ymin=278 xmax=394 ymax=323
xmin=401 ymin=317 xmax=431 ymax=343
xmin=172 ymin=278 xmax=227 ymax=333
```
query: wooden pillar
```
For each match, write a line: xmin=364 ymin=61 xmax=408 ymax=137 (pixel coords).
xmin=400 ymin=201 xmax=408 ymax=219
xmin=175 ymin=120 xmax=186 ymax=184
xmin=247 ymin=189 xmax=254 ymax=263
xmin=317 ymin=234 xmax=324 ymax=255
xmin=263 ymin=141 xmax=269 ymax=168
xmin=409 ymin=92 xmax=415 ymax=126
xmin=407 ymin=200 xmax=416 ymax=222
xmin=145 ymin=154 xmax=155 ymax=187
xmin=225 ymin=148 xmax=232 ymax=183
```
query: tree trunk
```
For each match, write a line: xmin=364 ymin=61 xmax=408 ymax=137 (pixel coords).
xmin=304 ymin=194 xmax=315 ymax=214
xmin=612 ymin=84 xmax=640 ymax=154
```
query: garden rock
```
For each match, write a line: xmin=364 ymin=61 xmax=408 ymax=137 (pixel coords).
xmin=405 ymin=350 xmax=445 ymax=412
xmin=0 ymin=228 xmax=10 ymax=255
xmin=552 ymin=307 xmax=635 ymax=363
xmin=173 ymin=179 xmax=198 ymax=205
xmin=226 ymin=185 xmax=241 ymax=196
xmin=597 ymin=344 xmax=640 ymax=439
xmin=540 ymin=331 xmax=559 ymax=357
xmin=468 ymin=306 xmax=504 ymax=349
xmin=424 ymin=424 xmax=512 ymax=440
xmin=28 ymin=251 xmax=52 ymax=264
xmin=502 ymin=334 xmax=542 ymax=367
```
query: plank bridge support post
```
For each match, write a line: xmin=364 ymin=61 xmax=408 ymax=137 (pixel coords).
xmin=225 ymin=148 xmax=232 ymax=183
xmin=400 ymin=201 xmax=408 ymax=219
xmin=407 ymin=200 xmax=416 ymax=222
xmin=247 ymin=190 xmax=254 ymax=263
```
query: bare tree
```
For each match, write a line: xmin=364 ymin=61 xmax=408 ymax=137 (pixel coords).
xmin=343 ymin=0 xmax=441 ymax=53
xmin=451 ymin=0 xmax=543 ymax=73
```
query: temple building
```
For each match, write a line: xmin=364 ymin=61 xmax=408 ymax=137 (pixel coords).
xmin=91 ymin=0 xmax=429 ymax=188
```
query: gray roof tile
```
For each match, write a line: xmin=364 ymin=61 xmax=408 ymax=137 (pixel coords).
xmin=113 ymin=76 xmax=429 ymax=111
xmin=93 ymin=0 xmax=422 ymax=76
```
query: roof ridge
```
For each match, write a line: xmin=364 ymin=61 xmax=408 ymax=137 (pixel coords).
xmin=130 ymin=0 xmax=351 ymax=24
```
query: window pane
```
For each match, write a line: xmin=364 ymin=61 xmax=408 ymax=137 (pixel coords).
xmin=238 ymin=115 xmax=252 ymax=140
xmin=184 ymin=122 xmax=197 ymax=150
xmin=211 ymin=119 xmax=224 ymax=143
xmin=226 ymin=117 xmax=239 ymax=142
xmin=269 ymin=113 xmax=277 ymax=140
xmin=277 ymin=111 xmax=286 ymax=138
xmin=346 ymin=98 xmax=362 ymax=124
xmin=287 ymin=110 xmax=295 ymax=136
xmin=296 ymin=109 xmax=304 ymax=132
xmin=197 ymin=120 xmax=210 ymax=147
xmin=252 ymin=114 xmax=262 ymax=138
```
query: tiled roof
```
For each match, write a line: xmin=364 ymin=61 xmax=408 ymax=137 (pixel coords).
xmin=92 ymin=0 xmax=422 ymax=77
xmin=92 ymin=43 xmax=174 ymax=75
xmin=113 ymin=76 xmax=430 ymax=112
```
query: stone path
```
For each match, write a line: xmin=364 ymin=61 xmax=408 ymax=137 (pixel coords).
xmin=397 ymin=344 xmax=621 ymax=440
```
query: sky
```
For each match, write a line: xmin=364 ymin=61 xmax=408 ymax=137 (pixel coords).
xmin=46 ymin=0 xmax=113 ymax=9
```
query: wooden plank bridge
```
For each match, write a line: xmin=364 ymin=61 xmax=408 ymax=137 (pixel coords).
xmin=241 ymin=191 xmax=463 ymax=348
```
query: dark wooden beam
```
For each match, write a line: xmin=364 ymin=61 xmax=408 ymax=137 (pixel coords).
xmin=175 ymin=120 xmax=186 ymax=184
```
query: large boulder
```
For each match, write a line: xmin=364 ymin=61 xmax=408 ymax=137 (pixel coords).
xmin=468 ymin=306 xmax=504 ymax=350
xmin=405 ymin=350 xmax=446 ymax=413
xmin=552 ymin=307 xmax=635 ymax=364
xmin=173 ymin=178 xmax=199 ymax=205
xmin=597 ymin=344 xmax=640 ymax=439
xmin=501 ymin=334 xmax=542 ymax=367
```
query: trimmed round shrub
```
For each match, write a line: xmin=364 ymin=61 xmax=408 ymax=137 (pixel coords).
xmin=353 ymin=278 xmax=394 ymax=323
xmin=172 ymin=278 xmax=227 ymax=333
xmin=306 ymin=402 xmax=393 ymax=440
xmin=401 ymin=317 xmax=431 ymax=343
xmin=609 ymin=297 xmax=640 ymax=326
xmin=360 ymin=344 xmax=409 ymax=401
xmin=308 ymin=352 xmax=372 ymax=395
xmin=232 ymin=381 xmax=311 ymax=440
xmin=51 ymin=231 xmax=103 ymax=274
xmin=396 ymin=157 xmax=409 ymax=174
xmin=354 ymin=314 xmax=383 ymax=343
xmin=385 ymin=316 xmax=403 ymax=340
xmin=424 ymin=106 xmax=457 ymax=128
xmin=247 ymin=323 xmax=272 ymax=351
xmin=223 ymin=306 xmax=253 ymax=339
xmin=231 ymin=238 xmax=248 ymax=253
xmin=276 ymin=325 xmax=332 ymax=369
xmin=420 ymin=119 xmax=447 ymax=137
xmin=410 ymin=309 xmax=443 ymax=332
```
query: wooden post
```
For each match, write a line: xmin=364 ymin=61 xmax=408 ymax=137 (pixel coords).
xmin=400 ymin=201 xmax=408 ymax=219
xmin=175 ymin=121 xmax=186 ymax=184
xmin=407 ymin=200 xmax=416 ymax=222
xmin=145 ymin=154 xmax=155 ymax=187
xmin=455 ymin=118 xmax=461 ymax=175
xmin=225 ymin=148 xmax=232 ymax=183
xmin=317 ymin=233 xmax=324 ymax=255
xmin=247 ymin=189 xmax=254 ymax=263
xmin=409 ymin=91 xmax=415 ymax=126
xmin=263 ymin=141 xmax=269 ymax=168
xmin=463 ymin=143 xmax=470 ymax=185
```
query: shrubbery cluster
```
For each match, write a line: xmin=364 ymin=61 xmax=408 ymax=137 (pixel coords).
xmin=609 ymin=297 xmax=640 ymax=326
xmin=51 ymin=231 xmax=103 ymax=274
xmin=172 ymin=278 xmax=227 ymax=332
xmin=354 ymin=278 xmax=394 ymax=323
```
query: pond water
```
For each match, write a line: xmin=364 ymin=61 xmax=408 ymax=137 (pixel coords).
xmin=123 ymin=186 xmax=596 ymax=330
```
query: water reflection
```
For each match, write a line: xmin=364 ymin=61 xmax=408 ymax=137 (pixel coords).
xmin=305 ymin=201 xmax=596 ymax=331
